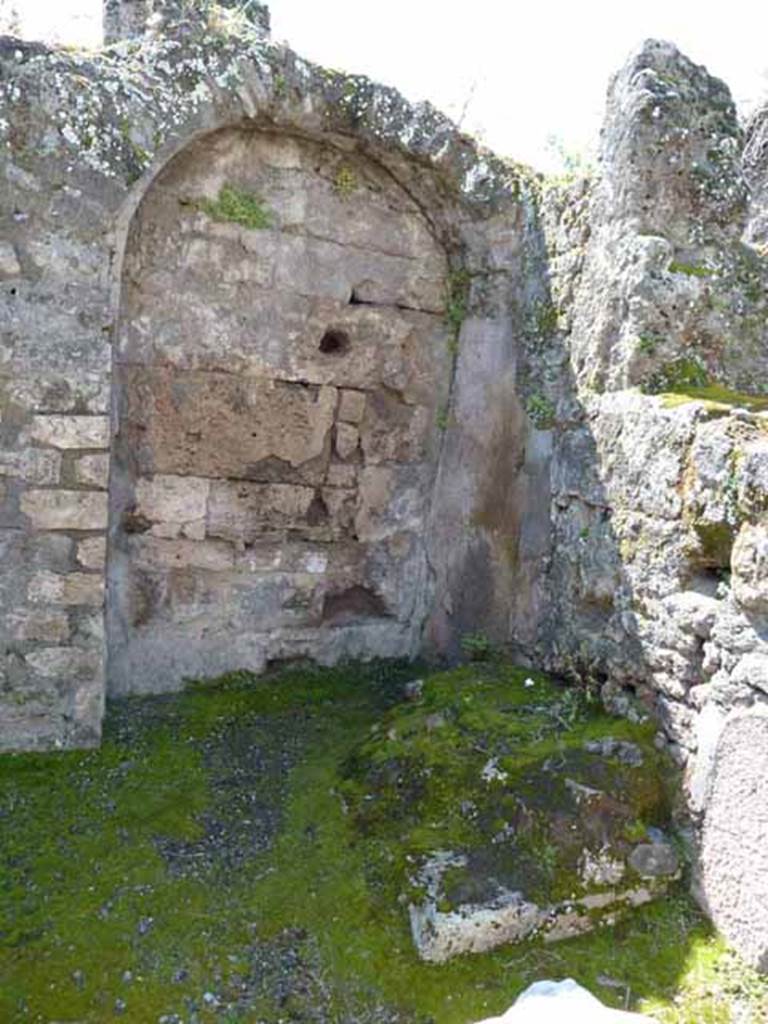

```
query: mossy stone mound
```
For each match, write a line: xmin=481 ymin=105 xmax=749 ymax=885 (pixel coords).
xmin=339 ymin=665 xmax=680 ymax=961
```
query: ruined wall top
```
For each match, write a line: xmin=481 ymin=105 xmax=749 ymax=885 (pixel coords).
xmin=103 ymin=0 xmax=271 ymax=46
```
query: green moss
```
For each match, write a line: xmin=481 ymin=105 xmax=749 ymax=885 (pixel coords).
xmin=636 ymin=335 xmax=658 ymax=356
xmin=645 ymin=357 xmax=709 ymax=395
xmin=523 ymin=298 xmax=561 ymax=345
xmin=526 ymin=392 xmax=556 ymax=428
xmin=333 ymin=164 xmax=359 ymax=198
xmin=459 ymin=631 xmax=495 ymax=661
xmin=199 ymin=184 xmax=273 ymax=229
xmin=661 ymin=384 xmax=768 ymax=414
xmin=668 ymin=260 xmax=714 ymax=278
xmin=1 ymin=662 xmax=765 ymax=1023
xmin=444 ymin=268 xmax=471 ymax=354
xmin=694 ymin=521 xmax=735 ymax=568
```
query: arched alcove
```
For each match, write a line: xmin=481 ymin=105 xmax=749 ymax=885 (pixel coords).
xmin=106 ymin=125 xmax=452 ymax=693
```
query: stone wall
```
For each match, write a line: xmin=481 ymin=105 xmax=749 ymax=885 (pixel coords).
xmin=108 ymin=127 xmax=451 ymax=692
xmin=3 ymin=0 xmax=768 ymax=972
xmin=0 ymin=4 xmax=539 ymax=747
xmin=532 ymin=41 xmax=768 ymax=970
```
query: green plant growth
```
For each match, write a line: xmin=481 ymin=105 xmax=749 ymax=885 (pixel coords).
xmin=645 ymin=357 xmax=709 ymax=395
xmin=445 ymin=268 xmax=471 ymax=354
xmin=526 ymin=392 xmax=556 ymax=428
xmin=668 ymin=260 xmax=714 ymax=278
xmin=460 ymin=630 xmax=494 ymax=661
xmin=1 ymin=662 xmax=765 ymax=1024
xmin=199 ymin=184 xmax=273 ymax=229
xmin=636 ymin=334 xmax=660 ymax=356
xmin=662 ymin=384 xmax=768 ymax=414
xmin=333 ymin=164 xmax=359 ymax=197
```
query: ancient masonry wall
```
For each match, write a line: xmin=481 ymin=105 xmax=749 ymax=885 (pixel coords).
xmin=109 ymin=127 xmax=451 ymax=692
xmin=2 ymin=2 xmax=768 ymax=971
xmin=0 ymin=7 xmax=538 ymax=748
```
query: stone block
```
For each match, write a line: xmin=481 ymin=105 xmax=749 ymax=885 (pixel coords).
xmin=335 ymin=422 xmax=359 ymax=461
xmin=338 ymin=389 xmax=366 ymax=423
xmin=359 ymin=389 xmax=430 ymax=464
xmin=731 ymin=520 xmax=768 ymax=617
xmin=135 ymin=474 xmax=209 ymax=527
xmin=132 ymin=536 xmax=235 ymax=572
xmin=9 ymin=610 xmax=70 ymax=643
xmin=27 ymin=415 xmax=110 ymax=450
xmin=207 ymin=480 xmax=317 ymax=543
xmin=0 ymin=448 xmax=61 ymax=484
xmin=120 ymin=367 xmax=336 ymax=483
xmin=74 ymin=453 xmax=110 ymax=489
xmin=25 ymin=647 xmax=103 ymax=679
xmin=700 ymin=709 xmax=768 ymax=970
xmin=28 ymin=570 xmax=104 ymax=607
xmin=76 ymin=536 xmax=107 ymax=569
xmin=730 ymin=652 xmax=768 ymax=695
xmin=21 ymin=490 xmax=108 ymax=531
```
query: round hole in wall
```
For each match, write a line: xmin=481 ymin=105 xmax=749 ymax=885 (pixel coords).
xmin=319 ymin=329 xmax=350 ymax=355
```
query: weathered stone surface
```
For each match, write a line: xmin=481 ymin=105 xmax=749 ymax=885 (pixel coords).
xmin=0 ymin=448 xmax=61 ymax=484
xmin=0 ymin=239 xmax=21 ymax=277
xmin=27 ymin=416 xmax=110 ymax=450
xmin=699 ymin=710 xmax=768 ymax=970
xmin=731 ymin=520 xmax=768 ymax=617
xmin=28 ymin=571 xmax=105 ymax=607
xmin=730 ymin=652 xmax=768 ymax=695
xmin=338 ymin=389 xmax=366 ymax=424
xmin=25 ymin=647 xmax=104 ymax=680
xmin=119 ymin=370 xmax=338 ymax=482
xmin=335 ymin=422 xmax=359 ymax=461
xmin=134 ymin=475 xmax=209 ymax=530
xmin=76 ymin=536 xmax=107 ymax=570
xmin=74 ymin=453 xmax=110 ymax=489
xmin=132 ymin=536 xmax=235 ymax=573
xmin=8 ymin=609 xmax=70 ymax=643
xmin=206 ymin=481 xmax=318 ymax=542
xmin=21 ymin=490 xmax=108 ymax=531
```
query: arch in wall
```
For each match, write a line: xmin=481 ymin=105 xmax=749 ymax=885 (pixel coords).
xmin=106 ymin=123 xmax=453 ymax=694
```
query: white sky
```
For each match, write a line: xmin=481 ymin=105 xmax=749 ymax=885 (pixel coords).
xmin=9 ymin=0 xmax=768 ymax=172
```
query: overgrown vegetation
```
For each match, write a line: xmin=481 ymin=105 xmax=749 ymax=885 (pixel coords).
xmin=1 ymin=662 xmax=765 ymax=1023
xmin=460 ymin=630 xmax=495 ymax=661
xmin=644 ymin=356 xmax=709 ymax=395
xmin=198 ymin=184 xmax=273 ymax=229
xmin=668 ymin=260 xmax=714 ymax=278
xmin=526 ymin=392 xmax=556 ymax=428
xmin=661 ymin=384 xmax=768 ymax=413
xmin=333 ymin=164 xmax=359 ymax=198
xmin=445 ymin=268 xmax=471 ymax=355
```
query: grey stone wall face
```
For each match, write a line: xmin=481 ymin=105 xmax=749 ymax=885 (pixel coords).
xmin=108 ymin=127 xmax=451 ymax=692
xmin=531 ymin=41 xmax=768 ymax=969
xmin=0 ymin=16 xmax=534 ymax=747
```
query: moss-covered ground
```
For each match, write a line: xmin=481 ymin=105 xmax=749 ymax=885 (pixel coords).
xmin=1 ymin=661 xmax=766 ymax=1023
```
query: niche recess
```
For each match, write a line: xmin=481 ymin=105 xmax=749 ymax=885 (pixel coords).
xmin=107 ymin=126 xmax=451 ymax=693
